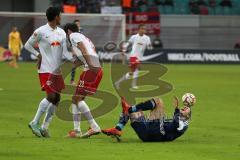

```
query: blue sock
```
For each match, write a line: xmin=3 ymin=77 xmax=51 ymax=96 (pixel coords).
xmin=128 ymin=99 xmax=156 ymax=113
xmin=115 ymin=113 xmax=129 ymax=131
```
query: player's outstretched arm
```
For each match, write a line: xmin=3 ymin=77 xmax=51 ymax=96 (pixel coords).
xmin=172 ymin=96 xmax=181 ymax=126
xmin=172 ymin=96 xmax=179 ymax=109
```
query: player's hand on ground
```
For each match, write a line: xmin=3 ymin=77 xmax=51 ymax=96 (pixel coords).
xmin=172 ymin=96 xmax=179 ymax=109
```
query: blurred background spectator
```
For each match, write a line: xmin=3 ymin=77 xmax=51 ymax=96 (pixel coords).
xmin=208 ymin=0 xmax=216 ymax=9
xmin=189 ymin=0 xmax=200 ymax=14
xmin=49 ymin=0 xmax=239 ymax=15
xmin=220 ymin=0 xmax=232 ymax=8
xmin=121 ymin=0 xmax=132 ymax=13
xmin=164 ymin=0 xmax=174 ymax=6
xmin=155 ymin=0 xmax=164 ymax=6
xmin=198 ymin=0 xmax=207 ymax=6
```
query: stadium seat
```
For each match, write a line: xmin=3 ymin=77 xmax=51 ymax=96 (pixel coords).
xmin=148 ymin=6 xmax=158 ymax=12
xmin=215 ymin=0 xmax=222 ymax=4
xmin=232 ymin=0 xmax=240 ymax=15
xmin=158 ymin=6 xmax=165 ymax=14
xmin=164 ymin=6 xmax=174 ymax=14
xmin=147 ymin=0 xmax=155 ymax=6
xmin=174 ymin=4 xmax=190 ymax=14
xmin=208 ymin=7 xmax=215 ymax=15
xmin=215 ymin=6 xmax=223 ymax=15
xmin=232 ymin=7 xmax=240 ymax=15
xmin=223 ymin=7 xmax=232 ymax=15
xmin=200 ymin=6 xmax=209 ymax=15
xmin=139 ymin=5 xmax=148 ymax=12
xmin=133 ymin=0 xmax=240 ymax=15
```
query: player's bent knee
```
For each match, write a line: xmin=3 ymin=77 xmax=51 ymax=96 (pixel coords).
xmin=72 ymin=96 xmax=78 ymax=105
xmin=47 ymin=94 xmax=55 ymax=104
xmin=130 ymin=112 xmax=144 ymax=122
xmin=153 ymin=98 xmax=163 ymax=108
xmin=47 ymin=93 xmax=60 ymax=105
xmin=54 ymin=94 xmax=61 ymax=105
xmin=72 ymin=95 xmax=84 ymax=105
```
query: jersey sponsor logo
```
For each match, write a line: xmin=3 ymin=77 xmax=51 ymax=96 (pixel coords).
xmin=139 ymin=52 xmax=163 ymax=61
xmin=137 ymin=42 xmax=144 ymax=46
xmin=51 ymin=41 xmax=61 ymax=47
xmin=98 ymin=51 xmax=163 ymax=62
xmin=46 ymin=80 xmax=52 ymax=86
xmin=78 ymin=80 xmax=84 ymax=87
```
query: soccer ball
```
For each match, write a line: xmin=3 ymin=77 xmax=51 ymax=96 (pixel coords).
xmin=182 ymin=93 xmax=196 ymax=107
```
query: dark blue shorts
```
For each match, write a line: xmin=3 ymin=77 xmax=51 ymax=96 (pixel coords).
xmin=130 ymin=116 xmax=165 ymax=142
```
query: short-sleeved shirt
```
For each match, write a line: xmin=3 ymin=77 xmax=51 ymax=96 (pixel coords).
xmin=69 ymin=32 xmax=101 ymax=69
xmin=25 ymin=23 xmax=69 ymax=74
xmin=128 ymin=34 xmax=151 ymax=59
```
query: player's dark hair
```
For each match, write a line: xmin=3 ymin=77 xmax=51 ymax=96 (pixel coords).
xmin=46 ymin=7 xmax=60 ymax=22
xmin=73 ymin=19 xmax=80 ymax=23
xmin=138 ymin=24 xmax=145 ymax=29
xmin=64 ymin=23 xmax=79 ymax=33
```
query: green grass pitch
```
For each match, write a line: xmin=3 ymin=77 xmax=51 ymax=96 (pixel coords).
xmin=0 ymin=62 xmax=239 ymax=160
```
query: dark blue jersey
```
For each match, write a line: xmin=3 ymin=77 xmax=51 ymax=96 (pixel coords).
xmin=161 ymin=108 xmax=189 ymax=141
xmin=131 ymin=108 xmax=189 ymax=142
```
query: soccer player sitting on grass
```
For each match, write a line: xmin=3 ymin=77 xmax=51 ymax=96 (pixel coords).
xmin=102 ymin=95 xmax=195 ymax=142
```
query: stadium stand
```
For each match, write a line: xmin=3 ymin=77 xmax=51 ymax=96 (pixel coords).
xmin=51 ymin=0 xmax=240 ymax=15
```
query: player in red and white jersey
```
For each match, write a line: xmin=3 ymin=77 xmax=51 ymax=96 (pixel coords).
xmin=64 ymin=23 xmax=103 ymax=138
xmin=25 ymin=7 xmax=71 ymax=137
xmin=115 ymin=24 xmax=152 ymax=89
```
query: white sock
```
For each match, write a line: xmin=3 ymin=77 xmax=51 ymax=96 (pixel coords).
xmin=72 ymin=103 xmax=81 ymax=132
xmin=115 ymin=72 xmax=131 ymax=85
xmin=78 ymin=101 xmax=100 ymax=131
xmin=32 ymin=98 xmax=50 ymax=125
xmin=41 ymin=104 xmax=56 ymax=130
xmin=132 ymin=69 xmax=139 ymax=87
xmin=125 ymin=72 xmax=131 ymax=79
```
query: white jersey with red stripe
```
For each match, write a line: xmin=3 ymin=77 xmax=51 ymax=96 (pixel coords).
xmin=25 ymin=23 xmax=71 ymax=74
xmin=128 ymin=33 xmax=152 ymax=59
xmin=69 ymin=32 xmax=101 ymax=69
